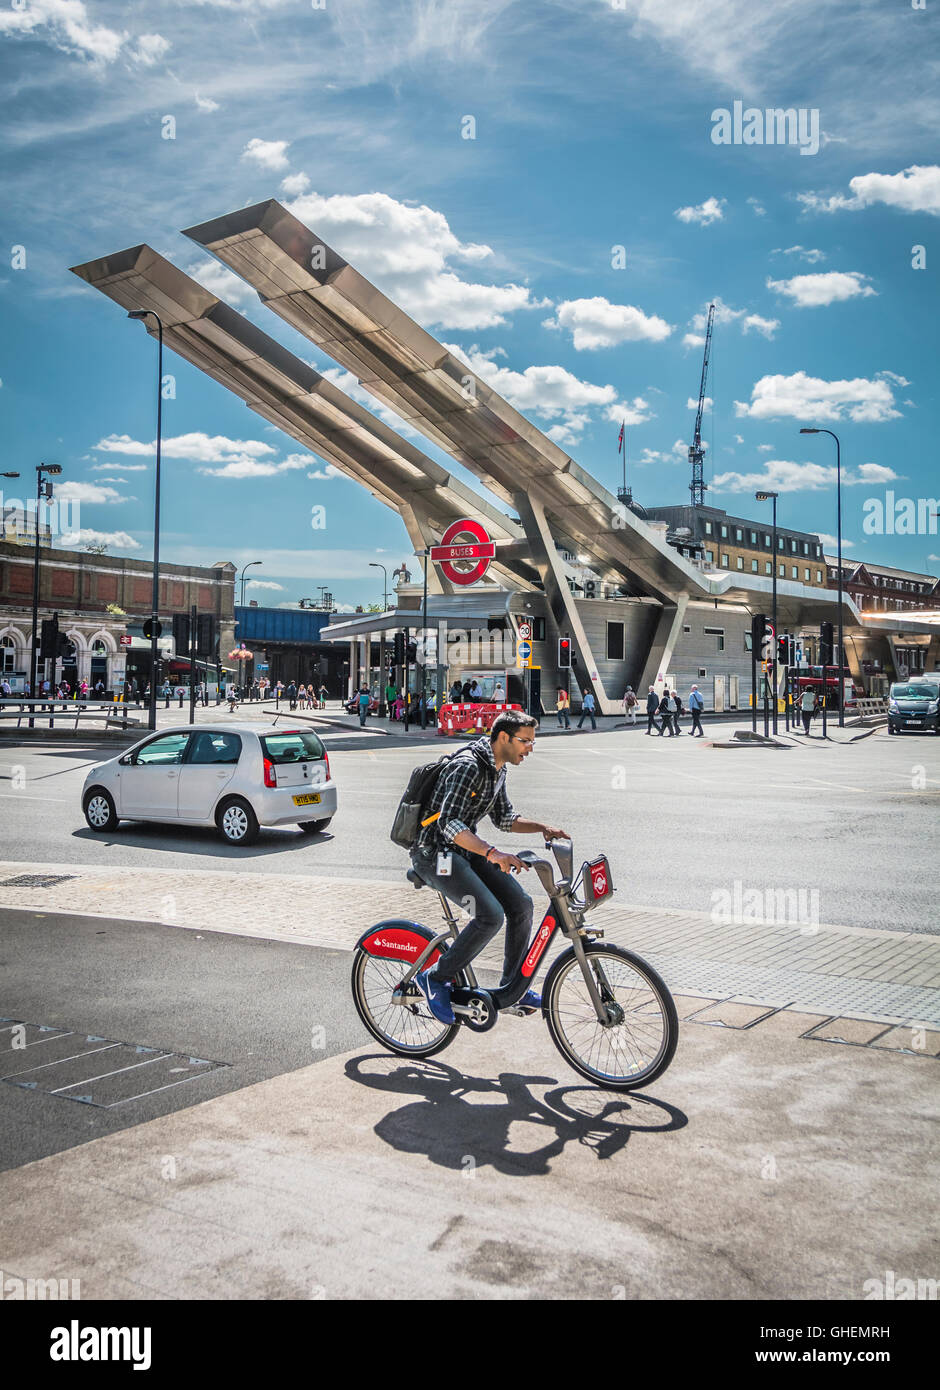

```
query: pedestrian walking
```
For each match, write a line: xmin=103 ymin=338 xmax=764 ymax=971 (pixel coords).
xmin=162 ymin=679 xmax=171 ymax=709
xmin=688 ymin=684 xmax=705 ymax=737
xmin=657 ymin=690 xmax=674 ymax=736
xmin=358 ymin=686 xmax=370 ymax=727
xmin=287 ymin=680 xmax=297 ymax=711
xmin=556 ymin=688 xmax=571 ymax=729
xmin=577 ymin=688 xmax=597 ymax=731
xmin=623 ymin=686 xmax=638 ymax=724
xmin=800 ymin=686 xmax=818 ymax=735
xmin=671 ymin=689 xmax=684 ymax=735
xmin=646 ymin=685 xmax=660 ymax=735
xmin=493 ymin=680 xmax=506 ymax=704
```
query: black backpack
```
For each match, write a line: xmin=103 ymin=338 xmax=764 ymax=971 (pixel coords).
xmin=390 ymin=746 xmax=488 ymax=849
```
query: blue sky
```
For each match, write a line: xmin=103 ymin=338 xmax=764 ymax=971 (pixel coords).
xmin=2 ymin=0 xmax=938 ymax=610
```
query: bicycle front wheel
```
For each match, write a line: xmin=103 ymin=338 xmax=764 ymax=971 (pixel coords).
xmin=351 ymin=948 xmax=459 ymax=1058
xmin=543 ymin=943 xmax=678 ymax=1091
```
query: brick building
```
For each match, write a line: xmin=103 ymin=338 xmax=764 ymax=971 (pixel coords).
xmin=643 ymin=505 xmax=829 ymax=587
xmin=0 ymin=541 xmax=235 ymax=692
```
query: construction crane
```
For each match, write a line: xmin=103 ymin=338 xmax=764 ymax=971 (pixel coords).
xmin=689 ymin=301 xmax=715 ymax=508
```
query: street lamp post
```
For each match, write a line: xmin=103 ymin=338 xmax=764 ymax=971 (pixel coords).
xmin=800 ymin=427 xmax=844 ymax=727
xmin=28 ymin=463 xmax=62 ymax=728
xmin=127 ymin=310 xmax=164 ymax=732
xmin=368 ymin=562 xmax=388 ymax=612
xmin=239 ymin=560 xmax=262 ymax=607
xmin=756 ymin=490 xmax=779 ymax=734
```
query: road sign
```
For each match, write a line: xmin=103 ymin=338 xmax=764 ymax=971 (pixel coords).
xmin=517 ymin=640 xmax=531 ymax=660
xmin=518 ymin=620 xmax=532 ymax=641
xmin=430 ymin=518 xmax=495 ymax=586
xmin=119 ymin=635 xmax=132 ymax=647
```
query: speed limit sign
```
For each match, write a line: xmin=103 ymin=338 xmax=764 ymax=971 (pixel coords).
xmin=518 ymin=621 xmax=532 ymax=640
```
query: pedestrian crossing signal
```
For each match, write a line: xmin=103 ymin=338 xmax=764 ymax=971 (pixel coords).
xmin=558 ymin=638 xmax=571 ymax=669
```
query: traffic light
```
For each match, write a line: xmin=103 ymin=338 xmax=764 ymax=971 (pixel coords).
xmin=39 ymin=615 xmax=59 ymax=659
xmin=750 ymin=613 xmax=767 ymax=650
xmin=172 ymin=613 xmax=190 ymax=652
xmin=56 ymin=632 xmax=73 ymax=660
xmin=196 ymin=614 xmax=216 ymax=656
xmin=819 ymin=621 xmax=834 ymax=666
xmin=405 ymin=639 xmax=418 ymax=664
xmin=392 ymin=632 xmax=405 ymax=665
xmin=558 ymin=637 xmax=572 ymax=669
xmin=777 ymin=635 xmax=789 ymax=668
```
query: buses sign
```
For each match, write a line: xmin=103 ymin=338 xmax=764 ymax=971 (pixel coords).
xmin=430 ymin=518 xmax=496 ymax=587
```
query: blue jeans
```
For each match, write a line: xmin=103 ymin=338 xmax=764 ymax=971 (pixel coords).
xmin=410 ymin=846 xmax=534 ymax=1005
xmin=578 ymin=708 xmax=596 ymax=729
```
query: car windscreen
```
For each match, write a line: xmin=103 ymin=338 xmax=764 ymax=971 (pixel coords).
xmin=891 ymin=684 xmax=939 ymax=700
xmin=260 ymin=731 xmax=326 ymax=763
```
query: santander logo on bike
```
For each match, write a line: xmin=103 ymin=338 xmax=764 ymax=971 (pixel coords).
xmin=521 ymin=916 xmax=556 ymax=978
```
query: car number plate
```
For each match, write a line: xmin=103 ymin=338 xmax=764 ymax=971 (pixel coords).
xmin=292 ymin=793 xmax=322 ymax=806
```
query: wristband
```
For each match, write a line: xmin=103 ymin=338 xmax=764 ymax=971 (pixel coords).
xmin=485 ymin=846 xmax=496 ymax=862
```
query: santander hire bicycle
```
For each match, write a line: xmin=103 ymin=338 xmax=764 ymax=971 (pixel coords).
xmin=351 ymin=838 xmax=678 ymax=1091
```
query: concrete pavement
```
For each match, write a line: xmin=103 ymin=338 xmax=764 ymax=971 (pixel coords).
xmin=0 ymin=998 xmax=935 ymax=1300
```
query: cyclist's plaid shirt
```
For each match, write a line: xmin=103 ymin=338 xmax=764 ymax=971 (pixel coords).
xmin=416 ymin=736 xmax=517 ymax=854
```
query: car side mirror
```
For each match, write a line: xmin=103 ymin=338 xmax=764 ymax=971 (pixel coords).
xmin=119 ymin=754 xmax=132 ymax=766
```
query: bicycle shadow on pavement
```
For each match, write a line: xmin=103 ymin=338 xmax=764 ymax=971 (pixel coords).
xmin=345 ymin=1054 xmax=687 ymax=1177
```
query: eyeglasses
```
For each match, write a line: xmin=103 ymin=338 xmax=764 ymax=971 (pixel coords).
xmin=512 ymin=735 xmax=536 ymax=746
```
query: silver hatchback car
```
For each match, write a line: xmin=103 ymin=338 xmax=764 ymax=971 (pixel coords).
xmin=82 ymin=724 xmax=337 ymax=845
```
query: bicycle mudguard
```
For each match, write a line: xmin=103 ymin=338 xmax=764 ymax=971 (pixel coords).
xmin=356 ymin=920 xmax=442 ymax=970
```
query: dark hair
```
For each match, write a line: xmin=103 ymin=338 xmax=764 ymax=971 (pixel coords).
xmin=490 ymin=709 xmax=537 ymax=742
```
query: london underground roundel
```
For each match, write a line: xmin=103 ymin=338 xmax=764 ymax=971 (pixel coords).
xmin=430 ymin=518 xmax=496 ymax=587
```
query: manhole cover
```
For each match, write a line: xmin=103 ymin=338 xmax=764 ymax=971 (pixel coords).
xmin=0 ymin=874 xmax=77 ymax=888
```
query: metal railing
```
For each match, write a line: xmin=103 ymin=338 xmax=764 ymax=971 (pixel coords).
xmin=0 ymin=699 xmax=143 ymax=731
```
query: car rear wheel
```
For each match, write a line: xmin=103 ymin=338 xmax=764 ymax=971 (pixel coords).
xmin=298 ymin=817 xmax=332 ymax=835
xmin=84 ymin=788 xmax=119 ymax=833
xmin=217 ymin=797 xmax=260 ymax=846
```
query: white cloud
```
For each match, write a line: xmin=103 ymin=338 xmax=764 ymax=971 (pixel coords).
xmin=131 ymin=33 xmax=169 ymax=65
xmin=772 ymin=245 xmax=826 ymax=263
xmin=746 ymin=197 xmax=766 ymax=217
xmin=734 ymin=372 xmax=902 ymax=423
xmin=686 ymin=396 xmax=713 ymax=412
xmin=734 ymin=434 xmax=745 ymax=445
xmin=816 ymin=534 xmax=856 ymax=550
xmin=878 ymin=370 xmax=910 ymax=388
xmin=766 ymin=271 xmax=876 ymax=308
xmin=856 ymin=462 xmax=900 ymax=484
xmin=690 ymin=296 xmax=777 ymax=340
xmin=798 ymin=164 xmax=940 ymax=216
xmin=742 ymin=314 xmax=779 ymax=338
xmin=95 ymin=432 xmax=277 ymax=463
xmin=675 ymin=196 xmax=726 ymax=226
xmin=90 ymin=476 xmax=130 ymax=483
xmin=307 ymin=465 xmax=344 ymax=480
xmin=201 ymin=453 xmax=312 ymax=479
xmin=443 ymin=342 xmax=651 ymax=440
xmin=0 ymin=0 xmax=127 ymax=64
xmin=280 ymin=171 xmax=311 ymax=196
xmin=242 ymin=138 xmax=290 ymax=171
xmin=56 ymin=481 xmax=127 ymax=504
xmin=757 ymin=444 xmax=773 ymax=452
xmin=61 ymin=528 xmax=141 ymax=551
xmin=246 ymin=579 xmax=284 ymax=591
xmin=286 ymin=190 xmax=544 ymax=330
xmin=543 ymin=296 xmax=672 ymax=349
xmin=186 ymin=258 xmax=258 ymax=306
xmin=194 ymin=93 xmax=220 ymax=113
xmin=90 ymin=461 xmax=148 ymax=472
xmin=711 ymin=459 xmax=900 ymax=493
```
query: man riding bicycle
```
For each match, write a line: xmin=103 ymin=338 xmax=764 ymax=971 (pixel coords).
xmin=411 ymin=709 xmax=568 ymax=1024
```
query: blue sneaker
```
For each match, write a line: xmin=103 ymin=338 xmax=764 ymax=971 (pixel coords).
xmin=416 ymin=969 xmax=456 ymax=1025
xmin=504 ymin=989 xmax=541 ymax=1017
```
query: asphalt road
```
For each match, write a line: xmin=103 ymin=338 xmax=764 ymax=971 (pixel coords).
xmin=0 ymin=909 xmax=363 ymax=1171
xmin=0 ymin=721 xmax=937 ymax=934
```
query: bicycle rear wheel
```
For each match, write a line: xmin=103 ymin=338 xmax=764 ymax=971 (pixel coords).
xmin=543 ymin=943 xmax=678 ymax=1091
xmin=351 ymin=948 xmax=459 ymax=1057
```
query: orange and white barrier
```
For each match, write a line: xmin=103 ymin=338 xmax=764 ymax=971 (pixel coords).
xmin=438 ymin=701 xmax=522 ymax=736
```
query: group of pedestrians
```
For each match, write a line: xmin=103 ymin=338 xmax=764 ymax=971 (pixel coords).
xmin=282 ymin=681 xmax=327 ymax=711
xmin=643 ymin=684 xmax=705 ymax=737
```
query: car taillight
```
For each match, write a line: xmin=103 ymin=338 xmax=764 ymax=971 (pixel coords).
xmin=263 ymin=757 xmax=277 ymax=788
xmin=322 ymin=752 xmax=330 ymax=781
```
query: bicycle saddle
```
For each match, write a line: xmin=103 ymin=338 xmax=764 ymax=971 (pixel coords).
xmin=406 ymin=869 xmax=425 ymax=890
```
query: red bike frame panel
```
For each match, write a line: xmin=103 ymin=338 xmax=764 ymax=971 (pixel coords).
xmin=361 ymin=926 xmax=441 ymax=969
xmin=520 ymin=913 xmax=558 ymax=979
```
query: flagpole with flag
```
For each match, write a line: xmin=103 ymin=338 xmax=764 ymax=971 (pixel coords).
xmin=616 ymin=418 xmax=629 ymax=506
